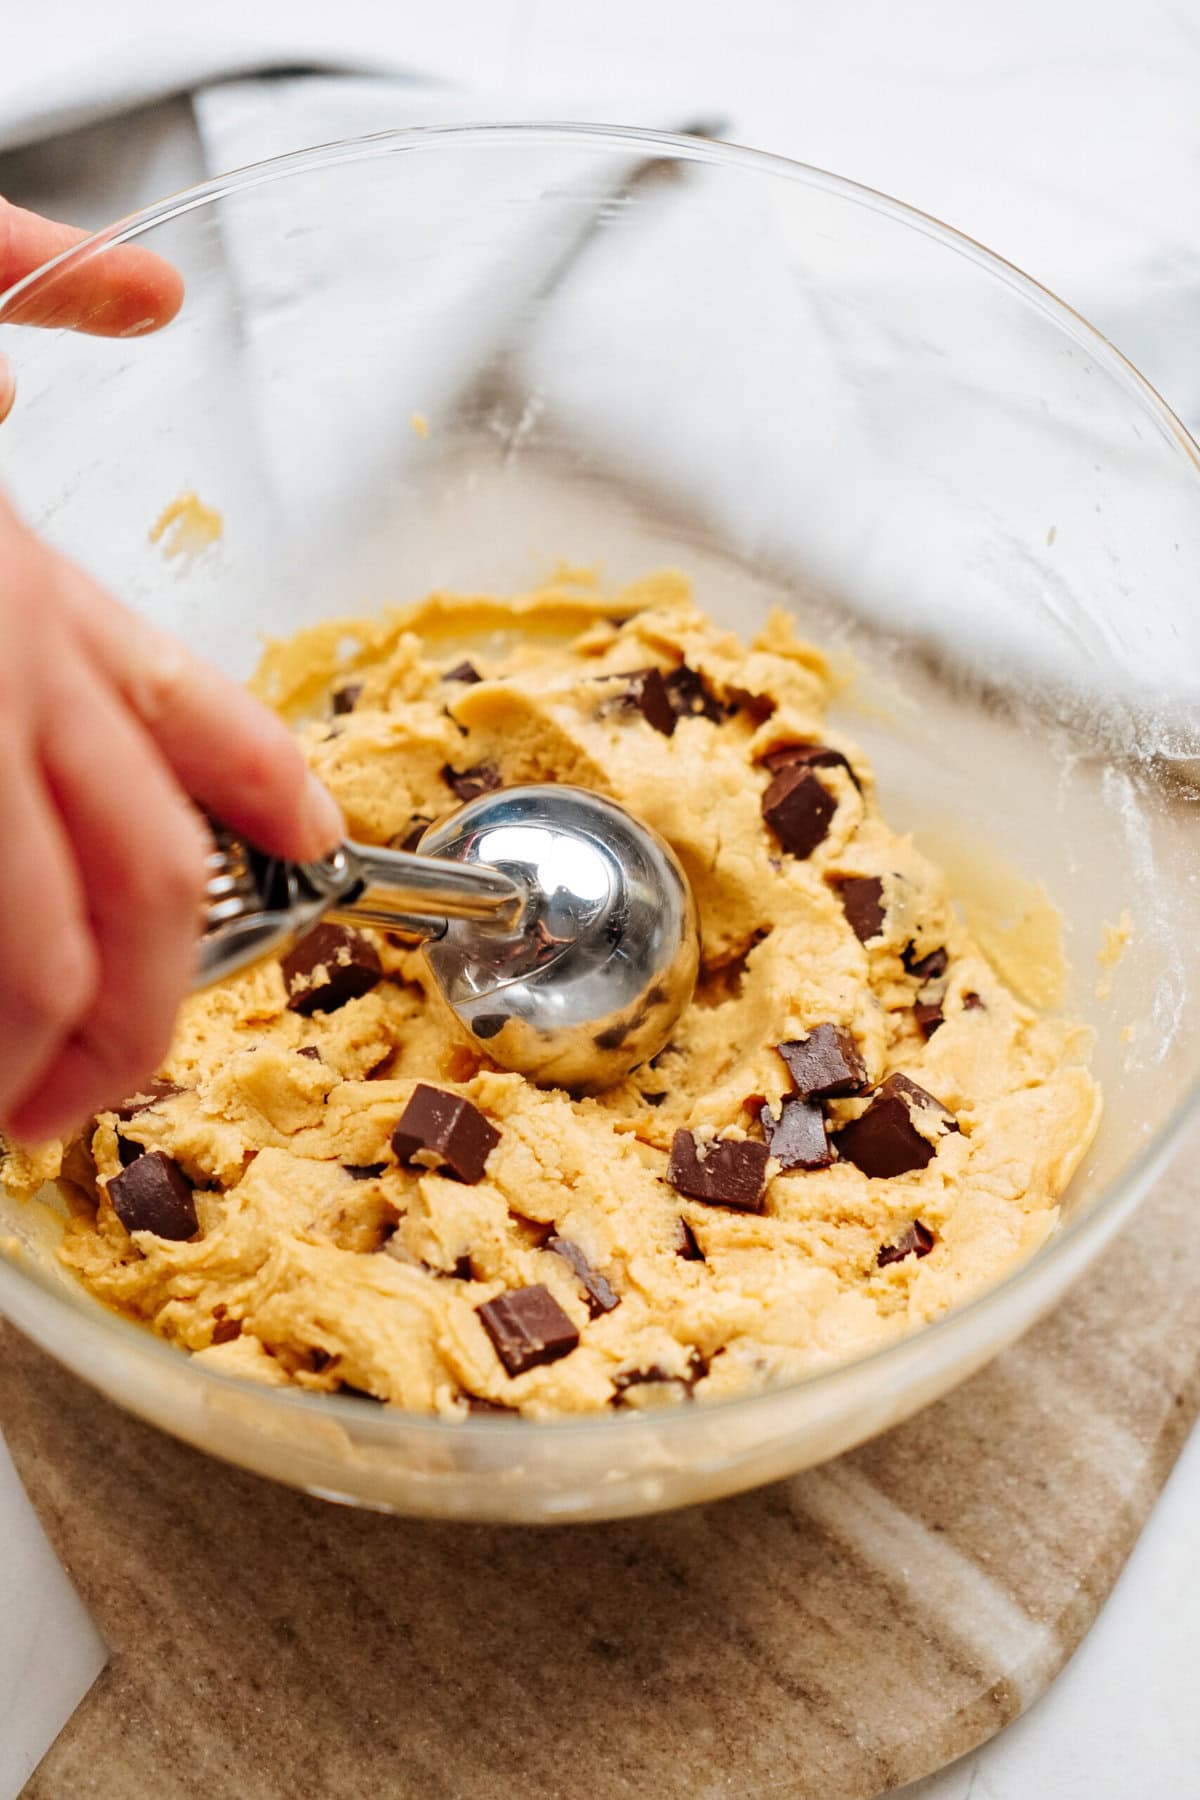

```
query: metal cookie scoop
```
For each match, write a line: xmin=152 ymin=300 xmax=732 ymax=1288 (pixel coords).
xmin=200 ymin=785 xmax=699 ymax=1093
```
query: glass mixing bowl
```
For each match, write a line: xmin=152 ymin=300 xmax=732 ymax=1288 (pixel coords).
xmin=1 ymin=125 xmax=1197 ymax=1522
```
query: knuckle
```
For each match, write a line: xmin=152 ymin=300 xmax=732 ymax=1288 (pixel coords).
xmin=115 ymin=820 xmax=208 ymax=921
xmin=7 ymin=925 xmax=97 ymax=1029
xmin=159 ymin=823 xmax=210 ymax=913
xmin=225 ymin=732 xmax=290 ymax=808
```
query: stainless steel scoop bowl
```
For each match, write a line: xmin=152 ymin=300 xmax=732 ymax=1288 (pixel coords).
xmin=199 ymin=785 xmax=700 ymax=1093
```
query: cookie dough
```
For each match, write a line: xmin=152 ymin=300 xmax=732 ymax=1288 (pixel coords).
xmin=8 ymin=572 xmax=1101 ymax=1418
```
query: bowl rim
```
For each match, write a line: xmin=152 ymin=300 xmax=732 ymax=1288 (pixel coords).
xmin=1 ymin=119 xmax=1198 ymax=1451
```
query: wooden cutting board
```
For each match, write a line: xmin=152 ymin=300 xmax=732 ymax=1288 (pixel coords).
xmin=5 ymin=1120 xmax=1199 ymax=1800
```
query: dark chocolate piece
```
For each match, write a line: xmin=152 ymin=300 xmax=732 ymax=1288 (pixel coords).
xmin=477 ymin=1284 xmax=580 ymax=1377
xmin=625 ymin=667 xmax=676 ymax=736
xmin=395 ymin=816 xmax=433 ymax=853
xmin=342 ymin=1162 xmax=388 ymax=1182
xmin=903 ymin=945 xmax=949 ymax=982
xmin=449 ymin=1254 xmax=474 ymax=1281
xmin=761 ymin=741 xmax=862 ymax=792
xmin=834 ymin=876 xmax=886 ymax=943
xmin=283 ymin=923 xmax=382 ymax=1015
xmin=613 ymin=1348 xmax=706 ymax=1400
xmin=296 ymin=1045 xmax=322 ymax=1060
xmin=612 ymin=1365 xmax=687 ymax=1399
xmin=761 ymin=764 xmax=836 ymax=859
xmin=675 ymin=1217 xmax=706 ymax=1261
xmin=663 ymin=664 xmax=724 ymax=723
xmin=443 ymin=660 xmax=483 ymax=685
xmin=963 ymin=991 xmax=986 ymax=1012
xmin=442 ymin=761 xmax=502 ymax=803
xmin=463 ymin=1393 xmax=516 ymax=1415
xmin=210 ymin=1316 xmax=242 ymax=1345
xmin=546 ymin=1234 xmax=620 ymax=1318
xmin=595 ymin=667 xmax=676 ymax=736
xmin=777 ymin=1024 xmax=868 ymax=1100
xmin=667 ymin=1131 xmax=769 ymax=1213
xmin=107 ymin=1150 xmax=198 ymax=1241
xmin=914 ymin=998 xmax=946 ymax=1039
xmin=113 ymin=1079 xmax=184 ymax=1122
xmin=877 ymin=1220 xmax=936 ymax=1267
xmin=762 ymin=1096 xmax=834 ymax=1171
xmin=470 ymin=1014 xmax=509 ymax=1040
xmin=391 ymin=1084 xmax=499 ymax=1184
xmin=331 ymin=682 xmax=362 ymax=715
xmin=836 ymin=1073 xmax=958 ymax=1179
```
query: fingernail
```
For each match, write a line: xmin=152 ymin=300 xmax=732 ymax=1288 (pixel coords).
xmin=303 ymin=771 xmax=344 ymax=854
xmin=0 ymin=353 xmax=14 ymax=424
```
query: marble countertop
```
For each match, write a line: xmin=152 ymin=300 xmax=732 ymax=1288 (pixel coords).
xmin=3 ymin=2 xmax=1199 ymax=1794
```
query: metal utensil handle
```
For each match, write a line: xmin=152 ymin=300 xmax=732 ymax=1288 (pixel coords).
xmin=334 ymin=839 xmax=526 ymax=931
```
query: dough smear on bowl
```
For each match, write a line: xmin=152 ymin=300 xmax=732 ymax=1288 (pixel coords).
xmin=3 ymin=572 xmax=1101 ymax=1418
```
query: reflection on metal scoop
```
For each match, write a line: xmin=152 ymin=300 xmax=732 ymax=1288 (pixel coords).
xmin=198 ymin=786 xmax=699 ymax=1093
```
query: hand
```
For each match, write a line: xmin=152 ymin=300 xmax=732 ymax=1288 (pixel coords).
xmin=0 ymin=201 xmax=343 ymax=1144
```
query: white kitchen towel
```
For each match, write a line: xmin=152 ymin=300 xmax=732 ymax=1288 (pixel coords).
xmin=183 ymin=79 xmax=1200 ymax=743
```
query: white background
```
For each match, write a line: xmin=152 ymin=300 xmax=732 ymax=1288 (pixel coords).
xmin=2 ymin=3 xmax=1199 ymax=1795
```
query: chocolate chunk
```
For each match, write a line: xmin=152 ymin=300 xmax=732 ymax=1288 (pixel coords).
xmin=877 ymin=1220 xmax=936 ymax=1267
xmin=613 ymin=1348 xmax=706 ymax=1400
xmin=834 ymin=876 xmax=886 ymax=943
xmin=914 ymin=999 xmax=945 ymax=1039
xmin=116 ymin=1135 xmax=145 ymax=1169
xmin=470 ymin=1013 xmax=509 ymax=1040
xmin=963 ymin=991 xmax=986 ymax=1012
xmin=761 ymin=765 xmax=836 ymax=858
xmin=296 ymin=1045 xmax=322 ymax=1061
xmin=663 ymin=664 xmax=724 ymax=723
xmin=107 ymin=1150 xmax=198 ymax=1241
xmin=612 ymin=1365 xmax=687 ymax=1399
xmin=546 ymin=1234 xmax=620 ymax=1318
xmin=283 ymin=923 xmax=383 ymax=1014
xmin=675 ymin=1217 xmax=706 ymax=1261
xmin=442 ymin=761 xmax=502 ymax=803
xmin=903 ymin=945 xmax=949 ymax=982
xmin=836 ymin=1073 xmax=958 ymax=1179
xmin=331 ymin=682 xmax=362 ymax=715
xmin=667 ymin=1130 xmax=769 ymax=1212
xmin=113 ymin=1079 xmax=184 ymax=1122
xmin=394 ymin=816 xmax=434 ymax=853
xmin=442 ymin=660 xmax=483 ymax=685
xmin=449 ymin=1253 xmax=474 ymax=1281
xmin=762 ymin=1097 xmax=834 ymax=1171
xmin=391 ymin=1084 xmax=500 ymax=1184
xmin=761 ymin=741 xmax=862 ymax=792
xmin=210 ymin=1317 xmax=242 ymax=1345
xmin=777 ymin=1024 xmax=868 ymax=1099
xmin=477 ymin=1283 xmax=580 ymax=1376
xmin=463 ymin=1393 xmax=516 ymax=1415
xmin=595 ymin=667 xmax=676 ymax=736
xmin=342 ymin=1162 xmax=387 ymax=1182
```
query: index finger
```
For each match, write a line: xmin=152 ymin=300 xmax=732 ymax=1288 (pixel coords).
xmin=50 ymin=551 xmax=345 ymax=865
xmin=0 ymin=198 xmax=183 ymax=337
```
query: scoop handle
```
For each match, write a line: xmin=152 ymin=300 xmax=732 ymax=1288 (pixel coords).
xmin=328 ymin=839 xmax=525 ymax=931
